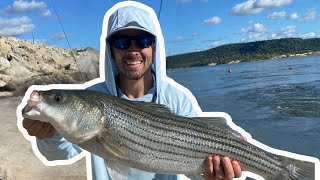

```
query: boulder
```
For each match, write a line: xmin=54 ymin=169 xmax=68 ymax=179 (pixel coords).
xmin=0 ymin=39 xmax=11 ymax=56
xmin=0 ymin=57 xmax=11 ymax=72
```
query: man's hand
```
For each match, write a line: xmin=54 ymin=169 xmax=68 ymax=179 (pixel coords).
xmin=23 ymin=118 xmax=56 ymax=139
xmin=204 ymin=155 xmax=242 ymax=180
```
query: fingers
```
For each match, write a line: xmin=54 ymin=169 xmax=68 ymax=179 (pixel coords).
xmin=232 ymin=160 xmax=242 ymax=178
xmin=213 ymin=156 xmax=225 ymax=179
xmin=222 ymin=157 xmax=234 ymax=180
xmin=27 ymin=120 xmax=44 ymax=136
xmin=204 ymin=156 xmax=225 ymax=180
xmin=22 ymin=118 xmax=34 ymax=129
xmin=22 ymin=118 xmax=56 ymax=139
xmin=204 ymin=156 xmax=242 ymax=180
xmin=204 ymin=156 xmax=214 ymax=179
xmin=37 ymin=122 xmax=56 ymax=139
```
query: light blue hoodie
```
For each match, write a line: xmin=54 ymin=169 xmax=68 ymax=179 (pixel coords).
xmin=36 ymin=1 xmax=202 ymax=180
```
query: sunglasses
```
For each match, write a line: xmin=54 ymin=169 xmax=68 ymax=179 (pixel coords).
xmin=110 ymin=35 xmax=155 ymax=50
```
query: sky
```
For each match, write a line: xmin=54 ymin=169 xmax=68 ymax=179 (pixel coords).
xmin=0 ymin=0 xmax=319 ymax=55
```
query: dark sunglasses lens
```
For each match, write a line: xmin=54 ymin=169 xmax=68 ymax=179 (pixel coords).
xmin=112 ymin=38 xmax=131 ymax=49
xmin=111 ymin=35 xmax=154 ymax=49
xmin=136 ymin=36 xmax=154 ymax=48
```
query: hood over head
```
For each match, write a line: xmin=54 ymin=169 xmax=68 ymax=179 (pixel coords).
xmin=99 ymin=1 xmax=166 ymax=98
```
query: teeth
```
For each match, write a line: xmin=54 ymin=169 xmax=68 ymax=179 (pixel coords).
xmin=28 ymin=91 xmax=41 ymax=107
xmin=126 ymin=61 xmax=141 ymax=65
xmin=30 ymin=91 xmax=40 ymax=101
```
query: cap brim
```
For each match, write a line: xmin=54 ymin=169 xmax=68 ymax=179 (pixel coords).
xmin=106 ymin=26 xmax=155 ymax=40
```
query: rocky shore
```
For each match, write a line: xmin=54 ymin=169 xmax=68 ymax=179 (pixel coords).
xmin=0 ymin=36 xmax=100 ymax=97
xmin=0 ymin=36 xmax=99 ymax=179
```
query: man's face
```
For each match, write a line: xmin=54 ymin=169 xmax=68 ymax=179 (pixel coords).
xmin=110 ymin=29 xmax=155 ymax=80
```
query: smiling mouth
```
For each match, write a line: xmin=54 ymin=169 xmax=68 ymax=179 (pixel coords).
xmin=125 ymin=60 xmax=142 ymax=66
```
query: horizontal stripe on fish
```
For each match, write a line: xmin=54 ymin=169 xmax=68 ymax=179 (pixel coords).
xmin=103 ymin=103 xmax=283 ymax=175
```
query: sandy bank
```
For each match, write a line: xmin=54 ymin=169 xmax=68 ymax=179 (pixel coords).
xmin=0 ymin=97 xmax=87 ymax=180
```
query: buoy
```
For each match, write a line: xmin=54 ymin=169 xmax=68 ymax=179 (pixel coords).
xmin=228 ymin=68 xmax=232 ymax=73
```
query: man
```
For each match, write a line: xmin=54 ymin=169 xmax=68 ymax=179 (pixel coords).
xmin=23 ymin=1 xmax=242 ymax=180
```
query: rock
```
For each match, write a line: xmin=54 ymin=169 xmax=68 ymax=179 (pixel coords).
xmin=0 ymin=57 xmax=11 ymax=72
xmin=0 ymin=74 xmax=12 ymax=87
xmin=7 ymin=54 xmax=12 ymax=61
xmin=39 ymin=63 xmax=56 ymax=75
xmin=0 ymin=80 xmax=6 ymax=87
xmin=0 ymin=36 xmax=100 ymax=97
xmin=0 ymin=39 xmax=12 ymax=56
xmin=0 ymin=91 xmax=13 ymax=97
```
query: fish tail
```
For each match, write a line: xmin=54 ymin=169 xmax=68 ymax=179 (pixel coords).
xmin=276 ymin=156 xmax=315 ymax=180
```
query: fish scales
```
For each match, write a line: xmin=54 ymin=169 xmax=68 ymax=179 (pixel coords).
xmin=100 ymin=95 xmax=283 ymax=175
xmin=109 ymin=96 xmax=279 ymax=162
xmin=22 ymin=90 xmax=315 ymax=180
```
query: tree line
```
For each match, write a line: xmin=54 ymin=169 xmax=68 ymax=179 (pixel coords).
xmin=166 ymin=38 xmax=320 ymax=69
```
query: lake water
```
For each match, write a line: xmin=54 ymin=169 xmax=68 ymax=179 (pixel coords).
xmin=168 ymin=55 xmax=320 ymax=159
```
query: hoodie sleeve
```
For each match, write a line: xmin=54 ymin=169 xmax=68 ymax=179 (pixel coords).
xmin=158 ymin=82 xmax=202 ymax=118
xmin=36 ymin=133 xmax=82 ymax=161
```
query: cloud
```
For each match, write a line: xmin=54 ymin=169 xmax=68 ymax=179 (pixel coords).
xmin=40 ymin=9 xmax=52 ymax=17
xmin=192 ymin=47 xmax=205 ymax=52
xmin=255 ymin=0 xmax=292 ymax=8
xmin=176 ymin=0 xmax=192 ymax=4
xmin=287 ymin=12 xmax=298 ymax=20
xmin=238 ymin=23 xmax=269 ymax=42
xmin=210 ymin=41 xmax=223 ymax=48
xmin=176 ymin=36 xmax=184 ymax=41
xmin=192 ymin=32 xmax=199 ymax=36
xmin=267 ymin=11 xmax=287 ymax=19
xmin=301 ymin=9 xmax=318 ymax=21
xmin=240 ymin=23 xmax=266 ymax=33
xmin=0 ymin=16 xmax=35 ymax=36
xmin=300 ymin=32 xmax=318 ymax=39
xmin=280 ymin=26 xmax=296 ymax=36
xmin=267 ymin=11 xmax=299 ymax=20
xmin=204 ymin=16 xmax=222 ymax=25
xmin=3 ymin=0 xmax=51 ymax=17
xmin=200 ymin=0 xmax=209 ymax=3
xmin=247 ymin=20 xmax=254 ymax=24
xmin=269 ymin=26 xmax=296 ymax=39
xmin=231 ymin=0 xmax=292 ymax=16
xmin=50 ymin=33 xmax=67 ymax=41
xmin=237 ymin=18 xmax=317 ymax=42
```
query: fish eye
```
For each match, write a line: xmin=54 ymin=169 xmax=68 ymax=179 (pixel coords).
xmin=54 ymin=95 xmax=63 ymax=102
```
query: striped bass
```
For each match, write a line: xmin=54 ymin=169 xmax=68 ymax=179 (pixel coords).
xmin=22 ymin=89 xmax=315 ymax=180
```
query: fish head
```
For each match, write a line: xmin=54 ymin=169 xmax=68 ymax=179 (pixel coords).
xmin=22 ymin=90 xmax=106 ymax=144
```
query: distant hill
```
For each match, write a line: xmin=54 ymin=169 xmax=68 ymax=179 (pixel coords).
xmin=166 ymin=38 xmax=320 ymax=69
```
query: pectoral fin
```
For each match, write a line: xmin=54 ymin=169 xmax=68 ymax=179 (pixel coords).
xmin=97 ymin=137 xmax=126 ymax=159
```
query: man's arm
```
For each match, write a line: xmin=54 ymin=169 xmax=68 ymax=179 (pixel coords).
xmin=23 ymin=118 xmax=82 ymax=161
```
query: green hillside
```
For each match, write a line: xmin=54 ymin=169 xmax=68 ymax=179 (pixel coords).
xmin=166 ymin=38 xmax=320 ymax=69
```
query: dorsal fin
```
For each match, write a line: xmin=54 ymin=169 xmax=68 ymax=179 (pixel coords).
xmin=192 ymin=116 xmax=244 ymax=139
xmin=130 ymin=101 xmax=245 ymax=140
xmin=131 ymin=100 xmax=174 ymax=114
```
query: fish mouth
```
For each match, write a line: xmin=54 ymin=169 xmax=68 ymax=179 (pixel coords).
xmin=22 ymin=91 xmax=45 ymax=121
